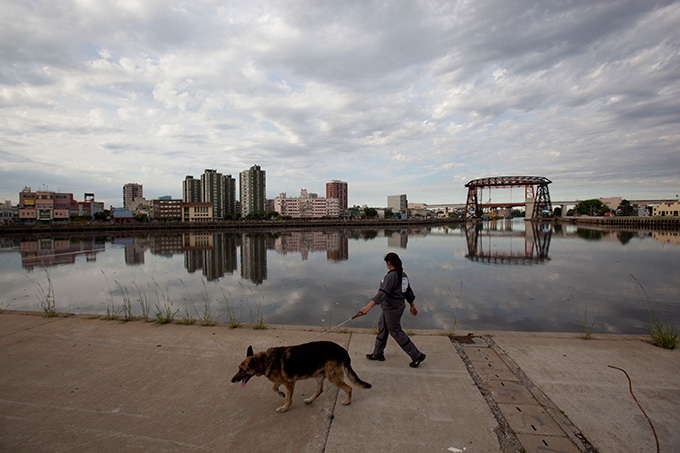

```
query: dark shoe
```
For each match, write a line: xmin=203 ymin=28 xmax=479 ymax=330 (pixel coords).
xmin=409 ymin=353 xmax=426 ymax=368
xmin=366 ymin=353 xmax=385 ymax=361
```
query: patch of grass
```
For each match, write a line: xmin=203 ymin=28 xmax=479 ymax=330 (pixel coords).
xmin=645 ymin=319 xmax=679 ymax=350
xmin=115 ymin=281 xmax=135 ymax=322
xmin=154 ymin=300 xmax=175 ymax=324
xmin=199 ymin=279 xmax=215 ymax=327
xmin=632 ymin=274 xmax=679 ymax=350
xmin=241 ymin=283 xmax=266 ymax=330
xmin=250 ymin=300 xmax=266 ymax=330
xmin=152 ymin=279 xmax=176 ymax=324
xmin=175 ymin=313 xmax=196 ymax=325
xmin=133 ymin=281 xmax=150 ymax=322
xmin=446 ymin=282 xmax=464 ymax=339
xmin=573 ymin=294 xmax=596 ymax=340
xmin=101 ymin=270 xmax=119 ymax=321
xmin=26 ymin=270 xmax=57 ymax=317
xmin=177 ymin=278 xmax=197 ymax=326
xmin=221 ymin=289 xmax=242 ymax=329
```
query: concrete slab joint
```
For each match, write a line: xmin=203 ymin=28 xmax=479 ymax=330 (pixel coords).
xmin=451 ymin=335 xmax=598 ymax=453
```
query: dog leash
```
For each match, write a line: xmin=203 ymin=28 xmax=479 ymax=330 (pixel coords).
xmin=307 ymin=311 xmax=363 ymax=341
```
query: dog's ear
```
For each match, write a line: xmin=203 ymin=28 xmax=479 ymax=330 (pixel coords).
xmin=247 ymin=345 xmax=254 ymax=357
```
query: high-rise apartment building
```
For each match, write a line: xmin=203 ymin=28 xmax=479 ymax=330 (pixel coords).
xmin=240 ymin=165 xmax=266 ymax=217
xmin=201 ymin=169 xmax=224 ymax=219
xmin=183 ymin=170 xmax=236 ymax=219
xmin=326 ymin=180 xmax=348 ymax=211
xmin=123 ymin=183 xmax=143 ymax=210
xmin=182 ymin=176 xmax=202 ymax=203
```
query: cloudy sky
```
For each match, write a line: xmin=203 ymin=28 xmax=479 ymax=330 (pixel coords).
xmin=1 ymin=0 xmax=679 ymax=208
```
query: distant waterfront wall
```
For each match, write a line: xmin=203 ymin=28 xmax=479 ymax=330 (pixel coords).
xmin=558 ymin=216 xmax=680 ymax=230
xmin=0 ymin=218 xmax=464 ymax=237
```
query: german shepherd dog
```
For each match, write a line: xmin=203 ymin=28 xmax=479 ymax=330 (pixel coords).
xmin=231 ymin=341 xmax=371 ymax=413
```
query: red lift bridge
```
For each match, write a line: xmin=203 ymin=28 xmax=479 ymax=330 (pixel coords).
xmin=464 ymin=176 xmax=553 ymax=220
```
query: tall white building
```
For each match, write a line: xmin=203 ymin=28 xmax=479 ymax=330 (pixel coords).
xmin=240 ymin=165 xmax=266 ymax=217
xmin=123 ymin=183 xmax=143 ymax=210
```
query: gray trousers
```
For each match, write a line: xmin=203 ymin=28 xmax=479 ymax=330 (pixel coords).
xmin=372 ymin=303 xmax=421 ymax=360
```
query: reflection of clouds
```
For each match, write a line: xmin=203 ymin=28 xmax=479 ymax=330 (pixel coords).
xmin=2 ymin=225 xmax=679 ymax=334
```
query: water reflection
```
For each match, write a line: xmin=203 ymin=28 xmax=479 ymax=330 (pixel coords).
xmin=465 ymin=220 xmax=552 ymax=264
xmin=2 ymin=221 xmax=679 ymax=334
xmin=15 ymin=231 xmax=354 ymax=284
xmin=19 ymin=237 xmax=105 ymax=270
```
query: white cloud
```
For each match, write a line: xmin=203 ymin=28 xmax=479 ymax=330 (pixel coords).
xmin=1 ymin=0 xmax=678 ymax=206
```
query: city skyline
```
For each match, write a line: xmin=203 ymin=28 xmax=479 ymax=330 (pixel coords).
xmin=1 ymin=2 xmax=679 ymax=207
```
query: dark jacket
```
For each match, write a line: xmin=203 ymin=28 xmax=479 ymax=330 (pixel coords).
xmin=373 ymin=270 xmax=415 ymax=307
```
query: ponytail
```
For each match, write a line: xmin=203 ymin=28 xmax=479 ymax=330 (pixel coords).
xmin=384 ymin=252 xmax=403 ymax=284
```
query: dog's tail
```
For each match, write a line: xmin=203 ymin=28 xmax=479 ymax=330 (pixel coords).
xmin=344 ymin=362 xmax=372 ymax=389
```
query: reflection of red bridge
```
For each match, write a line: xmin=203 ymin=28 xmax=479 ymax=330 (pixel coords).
xmin=465 ymin=222 xmax=552 ymax=265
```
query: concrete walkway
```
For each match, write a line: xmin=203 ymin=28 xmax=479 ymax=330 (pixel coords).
xmin=1 ymin=313 xmax=678 ymax=452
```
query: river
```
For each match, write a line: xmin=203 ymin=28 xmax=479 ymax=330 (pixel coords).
xmin=1 ymin=220 xmax=678 ymax=334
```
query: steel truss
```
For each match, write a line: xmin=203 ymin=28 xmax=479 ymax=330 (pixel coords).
xmin=464 ymin=176 xmax=552 ymax=220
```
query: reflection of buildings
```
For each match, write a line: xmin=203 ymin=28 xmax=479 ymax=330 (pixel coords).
xmin=241 ymin=234 xmax=267 ymax=284
xmin=273 ymin=231 xmax=349 ymax=261
xmin=20 ymin=237 xmax=105 ymax=270
xmin=386 ymin=230 xmax=408 ymax=249
xmin=465 ymin=221 xmax=552 ymax=264
xmin=182 ymin=233 xmax=238 ymax=281
xmin=113 ymin=237 xmax=147 ymax=265
xmin=652 ymin=231 xmax=680 ymax=245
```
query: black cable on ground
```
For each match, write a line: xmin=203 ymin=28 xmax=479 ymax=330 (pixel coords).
xmin=607 ymin=364 xmax=660 ymax=453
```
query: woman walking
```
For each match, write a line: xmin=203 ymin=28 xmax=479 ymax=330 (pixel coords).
xmin=356 ymin=252 xmax=426 ymax=368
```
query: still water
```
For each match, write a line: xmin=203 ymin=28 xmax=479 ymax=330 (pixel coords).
xmin=1 ymin=220 xmax=679 ymax=334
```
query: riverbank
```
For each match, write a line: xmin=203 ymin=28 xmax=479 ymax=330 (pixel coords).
xmin=1 ymin=311 xmax=677 ymax=452
xmin=0 ymin=217 xmax=463 ymax=237
xmin=558 ymin=216 xmax=680 ymax=230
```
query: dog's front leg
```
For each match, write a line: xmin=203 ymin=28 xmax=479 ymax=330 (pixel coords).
xmin=276 ymin=383 xmax=294 ymax=413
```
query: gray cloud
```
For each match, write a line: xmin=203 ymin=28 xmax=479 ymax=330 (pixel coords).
xmin=1 ymin=0 xmax=678 ymax=207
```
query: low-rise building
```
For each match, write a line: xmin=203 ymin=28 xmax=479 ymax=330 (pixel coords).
xmin=152 ymin=199 xmax=182 ymax=221
xmin=273 ymin=190 xmax=340 ymax=218
xmin=182 ymin=202 xmax=213 ymax=222
xmin=18 ymin=187 xmax=73 ymax=221
xmin=0 ymin=200 xmax=18 ymax=224
xmin=71 ymin=193 xmax=104 ymax=219
xmin=653 ymin=200 xmax=680 ymax=217
xmin=111 ymin=207 xmax=134 ymax=223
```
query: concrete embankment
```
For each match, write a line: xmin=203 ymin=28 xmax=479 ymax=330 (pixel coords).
xmin=558 ymin=216 xmax=680 ymax=230
xmin=0 ymin=218 xmax=463 ymax=237
xmin=2 ymin=312 xmax=679 ymax=452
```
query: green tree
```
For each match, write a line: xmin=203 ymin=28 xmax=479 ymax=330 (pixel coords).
xmin=93 ymin=210 xmax=109 ymax=221
xmin=576 ymin=199 xmax=610 ymax=216
xmin=617 ymin=199 xmax=636 ymax=216
xmin=363 ymin=207 xmax=378 ymax=218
